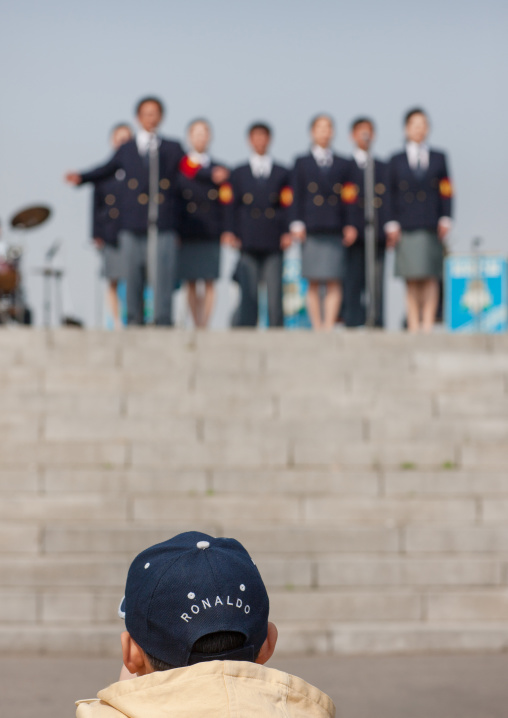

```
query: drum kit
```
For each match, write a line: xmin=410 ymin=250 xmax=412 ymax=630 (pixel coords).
xmin=0 ymin=204 xmax=57 ymax=325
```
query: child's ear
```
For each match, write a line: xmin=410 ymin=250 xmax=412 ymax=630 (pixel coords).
xmin=121 ymin=632 xmax=148 ymax=675
xmin=255 ymin=622 xmax=278 ymax=665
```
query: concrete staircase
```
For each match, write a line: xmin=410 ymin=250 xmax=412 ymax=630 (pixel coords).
xmin=1 ymin=328 xmax=508 ymax=656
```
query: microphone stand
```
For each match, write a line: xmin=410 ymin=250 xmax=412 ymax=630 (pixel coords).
xmin=363 ymin=137 xmax=377 ymax=328
xmin=94 ymin=246 xmax=103 ymax=329
xmin=472 ymin=236 xmax=482 ymax=333
xmin=147 ymin=135 xmax=159 ymax=325
xmin=40 ymin=240 xmax=62 ymax=328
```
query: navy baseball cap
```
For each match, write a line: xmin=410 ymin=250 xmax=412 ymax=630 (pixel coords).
xmin=118 ymin=531 xmax=269 ymax=667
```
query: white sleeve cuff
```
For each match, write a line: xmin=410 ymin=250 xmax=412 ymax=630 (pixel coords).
xmin=290 ymin=221 xmax=306 ymax=233
xmin=384 ymin=221 xmax=400 ymax=233
xmin=438 ymin=217 xmax=453 ymax=230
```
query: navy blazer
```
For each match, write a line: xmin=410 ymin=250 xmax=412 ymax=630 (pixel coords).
xmin=92 ymin=174 xmax=125 ymax=247
xmin=79 ymin=137 xmax=185 ymax=233
xmin=389 ymin=149 xmax=453 ymax=231
xmin=346 ymin=157 xmax=392 ymax=247
xmin=177 ymin=157 xmax=228 ymax=242
xmin=225 ymin=163 xmax=292 ymax=253
xmin=290 ymin=153 xmax=355 ymax=234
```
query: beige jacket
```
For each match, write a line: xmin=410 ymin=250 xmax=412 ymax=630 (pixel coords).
xmin=76 ymin=660 xmax=335 ymax=718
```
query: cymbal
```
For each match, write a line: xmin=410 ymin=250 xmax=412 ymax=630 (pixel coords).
xmin=11 ymin=205 xmax=51 ymax=230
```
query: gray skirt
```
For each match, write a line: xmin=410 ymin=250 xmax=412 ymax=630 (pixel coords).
xmin=395 ymin=229 xmax=444 ymax=280
xmin=101 ymin=244 xmax=123 ymax=281
xmin=301 ymin=233 xmax=345 ymax=281
xmin=179 ymin=241 xmax=221 ymax=282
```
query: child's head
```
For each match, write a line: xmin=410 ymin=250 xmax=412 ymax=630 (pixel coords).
xmin=247 ymin=122 xmax=272 ymax=156
xmin=135 ymin=97 xmax=165 ymax=133
xmin=350 ymin=117 xmax=375 ymax=151
xmin=187 ymin=119 xmax=212 ymax=154
xmin=119 ymin=532 xmax=277 ymax=675
xmin=310 ymin=114 xmax=334 ymax=148
xmin=404 ymin=107 xmax=429 ymax=144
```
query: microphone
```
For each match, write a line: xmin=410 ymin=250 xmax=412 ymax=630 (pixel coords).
xmin=45 ymin=240 xmax=61 ymax=262
xmin=361 ymin=130 xmax=371 ymax=149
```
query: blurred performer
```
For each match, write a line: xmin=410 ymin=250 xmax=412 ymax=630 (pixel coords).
xmin=178 ymin=119 xmax=229 ymax=328
xmin=387 ymin=108 xmax=453 ymax=332
xmin=92 ymin=123 xmax=132 ymax=328
xmin=223 ymin=123 xmax=293 ymax=327
xmin=343 ymin=117 xmax=391 ymax=327
xmin=66 ymin=97 xmax=184 ymax=326
xmin=290 ymin=115 xmax=357 ymax=331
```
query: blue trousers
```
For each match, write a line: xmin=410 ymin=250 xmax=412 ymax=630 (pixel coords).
xmin=119 ymin=230 xmax=178 ymax=326
xmin=233 ymin=251 xmax=283 ymax=327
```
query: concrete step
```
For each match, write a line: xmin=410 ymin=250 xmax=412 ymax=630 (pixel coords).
xmin=0 ymin=556 xmax=503 ymax=590
xmin=5 ymin=586 xmax=508 ymax=638
xmin=3 ymin=621 xmax=508 ymax=657
xmin=39 ymin=525 xmax=403 ymax=556
xmin=0 ymin=493 xmax=480 ymax=527
xmin=2 ymin=467 xmax=506 ymax=499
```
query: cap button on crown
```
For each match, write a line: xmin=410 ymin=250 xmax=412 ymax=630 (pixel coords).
xmin=197 ymin=541 xmax=210 ymax=550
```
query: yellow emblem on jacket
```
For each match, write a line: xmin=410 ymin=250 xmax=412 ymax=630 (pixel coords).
xmin=279 ymin=186 xmax=294 ymax=207
xmin=341 ymin=182 xmax=358 ymax=204
xmin=439 ymin=178 xmax=453 ymax=198
xmin=218 ymin=183 xmax=234 ymax=205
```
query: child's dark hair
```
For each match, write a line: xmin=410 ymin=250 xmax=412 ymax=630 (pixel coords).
xmin=187 ymin=117 xmax=211 ymax=131
xmin=248 ymin=122 xmax=272 ymax=136
xmin=147 ymin=631 xmax=254 ymax=671
xmin=309 ymin=113 xmax=334 ymax=130
xmin=135 ymin=96 xmax=165 ymax=116
xmin=350 ymin=117 xmax=375 ymax=132
xmin=404 ymin=107 xmax=427 ymax=125
xmin=111 ymin=123 xmax=132 ymax=135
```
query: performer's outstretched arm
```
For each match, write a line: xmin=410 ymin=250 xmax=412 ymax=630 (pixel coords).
xmin=65 ymin=150 xmax=122 ymax=186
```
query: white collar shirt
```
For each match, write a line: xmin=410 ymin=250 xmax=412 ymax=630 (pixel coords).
xmin=353 ymin=148 xmax=369 ymax=169
xmin=188 ymin=151 xmax=211 ymax=168
xmin=311 ymin=145 xmax=333 ymax=168
xmin=136 ymin=129 xmax=160 ymax=156
xmin=406 ymin=141 xmax=429 ymax=171
xmin=250 ymin=154 xmax=273 ymax=178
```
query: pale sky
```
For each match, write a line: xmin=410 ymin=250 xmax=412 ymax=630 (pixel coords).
xmin=1 ymin=0 xmax=506 ymax=326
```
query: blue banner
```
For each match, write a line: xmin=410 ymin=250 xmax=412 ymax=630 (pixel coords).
xmin=282 ymin=244 xmax=311 ymax=329
xmin=445 ymin=255 xmax=508 ymax=333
